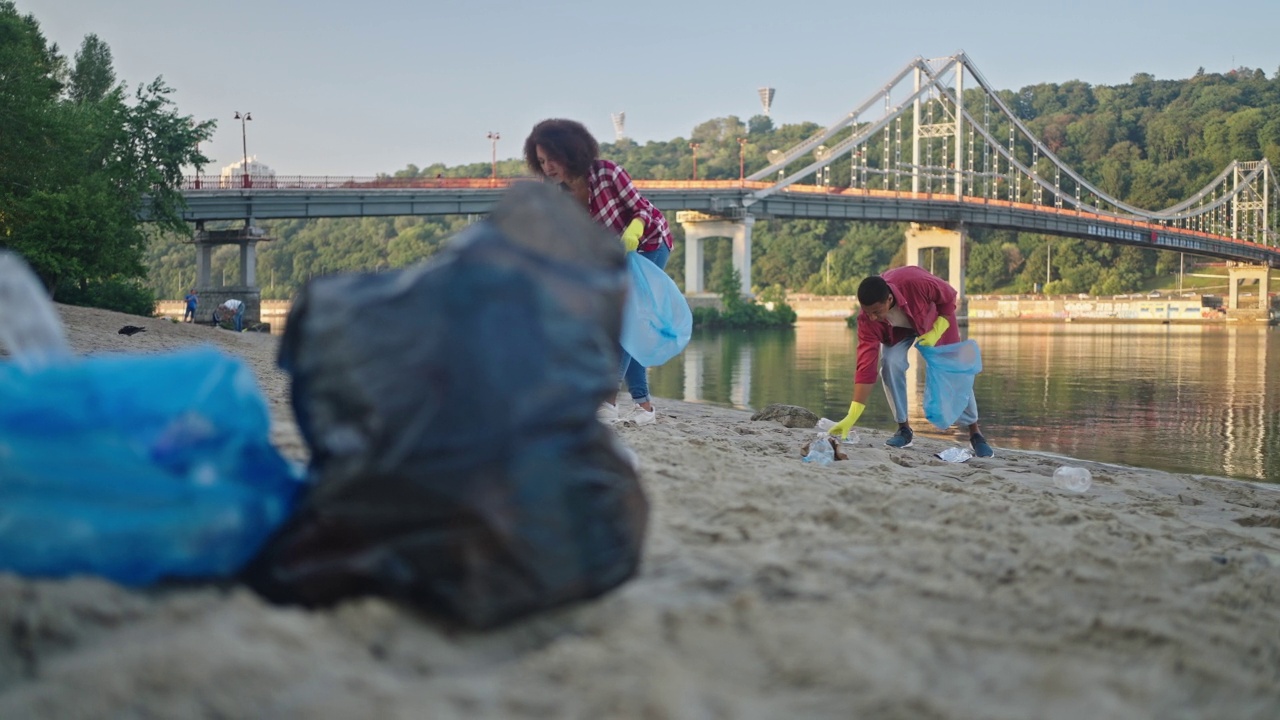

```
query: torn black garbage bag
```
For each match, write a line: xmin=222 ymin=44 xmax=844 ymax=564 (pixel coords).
xmin=243 ymin=182 xmax=648 ymax=628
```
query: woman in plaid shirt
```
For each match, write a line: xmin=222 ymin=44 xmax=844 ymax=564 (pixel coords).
xmin=524 ymin=118 xmax=674 ymax=425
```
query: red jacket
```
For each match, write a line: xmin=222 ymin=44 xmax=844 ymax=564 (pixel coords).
xmin=854 ymin=266 xmax=961 ymax=384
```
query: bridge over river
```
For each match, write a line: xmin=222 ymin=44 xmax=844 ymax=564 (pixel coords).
xmin=160 ymin=52 xmax=1280 ymax=322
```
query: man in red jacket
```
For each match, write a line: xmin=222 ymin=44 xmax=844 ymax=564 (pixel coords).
xmin=828 ymin=265 xmax=994 ymax=457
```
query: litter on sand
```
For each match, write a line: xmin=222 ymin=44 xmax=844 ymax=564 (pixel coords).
xmin=936 ymin=447 xmax=974 ymax=463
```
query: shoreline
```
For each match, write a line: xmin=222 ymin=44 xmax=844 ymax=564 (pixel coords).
xmin=4 ymin=303 xmax=1279 ymax=718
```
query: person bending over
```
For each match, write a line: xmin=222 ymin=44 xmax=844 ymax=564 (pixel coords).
xmin=523 ymin=118 xmax=674 ymax=426
xmin=217 ymin=298 xmax=245 ymax=332
xmin=829 ymin=266 xmax=994 ymax=458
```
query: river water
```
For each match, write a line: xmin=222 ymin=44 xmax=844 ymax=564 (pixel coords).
xmin=647 ymin=322 xmax=1280 ymax=483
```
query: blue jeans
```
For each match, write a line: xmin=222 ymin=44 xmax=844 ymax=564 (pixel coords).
xmin=880 ymin=336 xmax=978 ymax=426
xmin=233 ymin=306 xmax=244 ymax=332
xmin=619 ymin=244 xmax=671 ymax=405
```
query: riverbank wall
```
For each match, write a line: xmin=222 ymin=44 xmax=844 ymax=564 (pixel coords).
xmin=693 ymin=293 xmax=1276 ymax=324
xmin=158 ymin=294 xmax=1274 ymax=325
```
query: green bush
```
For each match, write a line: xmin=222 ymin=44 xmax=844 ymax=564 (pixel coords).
xmin=693 ymin=274 xmax=796 ymax=329
xmin=54 ymin=278 xmax=157 ymax=317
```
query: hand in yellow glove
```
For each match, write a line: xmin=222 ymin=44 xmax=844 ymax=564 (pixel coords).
xmin=620 ymin=218 xmax=644 ymax=252
xmin=916 ymin=316 xmax=950 ymax=347
xmin=828 ymin=401 xmax=865 ymax=440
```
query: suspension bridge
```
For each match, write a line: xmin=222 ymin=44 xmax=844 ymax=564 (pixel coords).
xmin=172 ymin=51 xmax=1279 ymax=316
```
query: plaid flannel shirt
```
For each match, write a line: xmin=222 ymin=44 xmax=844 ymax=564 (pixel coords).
xmin=586 ymin=160 xmax=673 ymax=252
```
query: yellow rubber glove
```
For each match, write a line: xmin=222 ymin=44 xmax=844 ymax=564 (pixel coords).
xmin=916 ymin=316 xmax=950 ymax=347
xmin=828 ymin=401 xmax=865 ymax=440
xmin=620 ymin=218 xmax=644 ymax=252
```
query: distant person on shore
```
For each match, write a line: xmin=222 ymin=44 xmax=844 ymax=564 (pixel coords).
xmin=217 ymin=298 xmax=245 ymax=332
xmin=523 ymin=118 xmax=673 ymax=426
xmin=183 ymin=289 xmax=198 ymax=323
xmin=828 ymin=266 xmax=995 ymax=458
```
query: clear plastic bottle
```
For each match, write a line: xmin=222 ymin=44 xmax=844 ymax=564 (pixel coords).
xmin=0 ymin=251 xmax=71 ymax=369
xmin=803 ymin=433 xmax=835 ymax=465
xmin=1053 ymin=466 xmax=1092 ymax=492
xmin=816 ymin=418 xmax=858 ymax=443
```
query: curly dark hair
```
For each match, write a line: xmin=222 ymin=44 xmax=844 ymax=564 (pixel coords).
xmin=523 ymin=119 xmax=600 ymax=180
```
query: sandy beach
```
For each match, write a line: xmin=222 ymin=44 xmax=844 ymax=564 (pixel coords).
xmin=2 ymin=303 xmax=1279 ymax=719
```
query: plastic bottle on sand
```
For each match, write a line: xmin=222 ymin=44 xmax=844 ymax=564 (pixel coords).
xmin=1053 ymin=466 xmax=1092 ymax=492
xmin=803 ymin=433 xmax=835 ymax=465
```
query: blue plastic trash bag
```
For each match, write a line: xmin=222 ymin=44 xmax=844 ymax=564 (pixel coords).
xmin=620 ymin=252 xmax=692 ymax=367
xmin=916 ymin=339 xmax=983 ymax=430
xmin=0 ymin=347 xmax=306 ymax=585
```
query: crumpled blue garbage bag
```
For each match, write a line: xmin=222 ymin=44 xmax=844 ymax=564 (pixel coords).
xmin=916 ymin=339 xmax=983 ymax=430
xmin=0 ymin=347 xmax=306 ymax=585
xmin=620 ymin=252 xmax=692 ymax=367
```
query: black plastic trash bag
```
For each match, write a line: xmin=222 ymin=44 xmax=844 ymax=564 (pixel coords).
xmin=243 ymin=182 xmax=649 ymax=628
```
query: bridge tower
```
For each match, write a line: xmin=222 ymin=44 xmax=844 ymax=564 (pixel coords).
xmin=677 ymin=211 xmax=756 ymax=296
xmin=903 ymin=61 xmax=968 ymax=315
xmin=188 ymin=221 xmax=272 ymax=326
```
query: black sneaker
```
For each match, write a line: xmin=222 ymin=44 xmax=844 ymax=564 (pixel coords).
xmin=970 ymin=433 xmax=995 ymax=458
xmin=885 ymin=426 xmax=914 ymax=448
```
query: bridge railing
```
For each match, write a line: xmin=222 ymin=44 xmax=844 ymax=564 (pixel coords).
xmin=178 ymin=176 xmax=788 ymax=192
xmin=179 ymin=175 xmax=535 ymax=191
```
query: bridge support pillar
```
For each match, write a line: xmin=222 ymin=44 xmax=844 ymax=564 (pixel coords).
xmin=678 ymin=212 xmax=755 ymax=297
xmin=240 ymin=240 xmax=257 ymax=287
xmin=188 ymin=221 xmax=273 ymax=325
xmin=196 ymin=242 xmax=213 ymax=288
xmin=905 ymin=223 xmax=967 ymax=317
xmin=1227 ymin=263 xmax=1269 ymax=310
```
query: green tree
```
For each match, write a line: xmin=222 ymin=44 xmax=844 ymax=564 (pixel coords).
xmin=69 ymin=33 xmax=115 ymax=103
xmin=0 ymin=2 xmax=210 ymax=311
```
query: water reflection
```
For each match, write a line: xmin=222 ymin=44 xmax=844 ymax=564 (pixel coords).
xmin=649 ymin=322 xmax=1280 ymax=483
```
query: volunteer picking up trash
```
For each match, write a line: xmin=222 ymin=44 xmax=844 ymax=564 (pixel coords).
xmin=828 ymin=266 xmax=995 ymax=458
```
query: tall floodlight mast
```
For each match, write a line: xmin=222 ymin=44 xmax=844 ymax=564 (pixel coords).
xmin=758 ymin=87 xmax=775 ymax=116
xmin=611 ymin=112 xmax=626 ymax=141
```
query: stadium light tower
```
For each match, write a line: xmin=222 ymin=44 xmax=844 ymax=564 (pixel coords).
xmin=611 ymin=112 xmax=626 ymax=141
xmin=758 ymin=87 xmax=775 ymax=116
xmin=486 ymin=131 xmax=500 ymax=181
xmin=233 ymin=110 xmax=252 ymax=188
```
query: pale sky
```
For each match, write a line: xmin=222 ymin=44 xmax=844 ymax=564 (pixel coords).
xmin=17 ymin=0 xmax=1280 ymax=177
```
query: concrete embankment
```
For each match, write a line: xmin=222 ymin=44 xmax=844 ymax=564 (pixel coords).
xmin=158 ymin=295 xmax=1273 ymax=325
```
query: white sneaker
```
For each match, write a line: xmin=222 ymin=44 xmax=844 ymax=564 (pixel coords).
xmin=632 ymin=406 xmax=656 ymax=426
xmin=597 ymin=403 xmax=619 ymax=422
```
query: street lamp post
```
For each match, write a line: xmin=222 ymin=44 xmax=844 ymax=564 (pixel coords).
xmin=690 ymin=142 xmax=701 ymax=181
xmin=487 ymin=131 xmax=500 ymax=184
xmin=233 ymin=111 xmax=252 ymax=188
xmin=737 ymin=138 xmax=747 ymax=186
